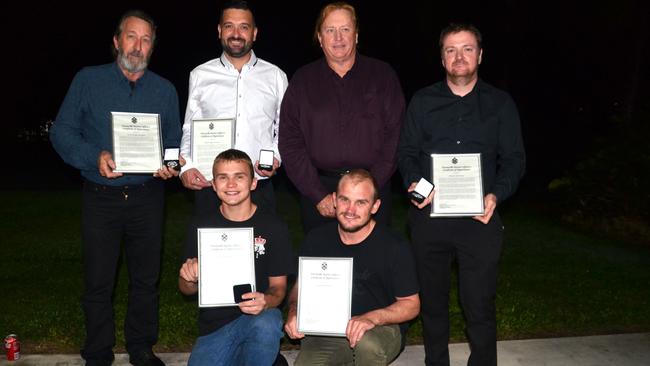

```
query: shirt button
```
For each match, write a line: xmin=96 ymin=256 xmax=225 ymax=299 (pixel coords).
xmin=457 ymin=140 xmax=461 ymax=144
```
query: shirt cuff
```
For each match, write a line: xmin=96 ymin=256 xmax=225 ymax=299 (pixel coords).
xmin=180 ymin=157 xmax=196 ymax=176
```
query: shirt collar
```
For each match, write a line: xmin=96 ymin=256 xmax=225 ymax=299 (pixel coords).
xmin=111 ymin=61 xmax=149 ymax=87
xmin=219 ymin=50 xmax=258 ymax=71
xmin=321 ymin=52 xmax=362 ymax=80
xmin=442 ymin=77 xmax=481 ymax=98
xmin=347 ymin=52 xmax=362 ymax=76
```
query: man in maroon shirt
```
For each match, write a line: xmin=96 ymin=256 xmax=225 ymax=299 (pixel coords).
xmin=279 ymin=1 xmax=405 ymax=233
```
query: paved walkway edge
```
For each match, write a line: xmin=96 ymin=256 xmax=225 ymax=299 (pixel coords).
xmin=3 ymin=333 xmax=649 ymax=366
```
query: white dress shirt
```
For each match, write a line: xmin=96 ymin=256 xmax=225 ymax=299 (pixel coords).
xmin=180 ymin=51 xmax=288 ymax=179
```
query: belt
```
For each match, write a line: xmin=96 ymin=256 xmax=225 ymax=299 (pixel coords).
xmin=317 ymin=168 xmax=354 ymax=178
xmin=83 ymin=179 xmax=160 ymax=201
xmin=83 ymin=179 xmax=156 ymax=192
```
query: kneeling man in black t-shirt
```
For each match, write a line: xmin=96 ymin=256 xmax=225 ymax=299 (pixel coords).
xmin=285 ymin=169 xmax=420 ymax=365
xmin=179 ymin=149 xmax=293 ymax=365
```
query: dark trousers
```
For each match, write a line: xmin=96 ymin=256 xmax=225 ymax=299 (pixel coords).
xmin=408 ymin=207 xmax=504 ymax=366
xmin=299 ymin=174 xmax=391 ymax=234
xmin=80 ymin=179 xmax=164 ymax=361
xmin=191 ymin=178 xmax=276 ymax=217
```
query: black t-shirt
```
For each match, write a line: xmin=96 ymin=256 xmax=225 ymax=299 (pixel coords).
xmin=300 ymin=223 xmax=419 ymax=324
xmin=182 ymin=209 xmax=294 ymax=336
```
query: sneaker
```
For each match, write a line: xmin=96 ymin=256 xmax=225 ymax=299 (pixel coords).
xmin=129 ymin=349 xmax=165 ymax=366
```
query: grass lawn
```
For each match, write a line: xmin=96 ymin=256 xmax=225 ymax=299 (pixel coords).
xmin=1 ymin=188 xmax=648 ymax=354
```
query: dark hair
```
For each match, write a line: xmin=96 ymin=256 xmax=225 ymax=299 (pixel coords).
xmin=313 ymin=2 xmax=358 ymax=44
xmin=113 ymin=10 xmax=156 ymax=57
xmin=220 ymin=0 xmax=256 ymax=27
xmin=338 ymin=169 xmax=379 ymax=201
xmin=213 ymin=149 xmax=254 ymax=178
xmin=439 ymin=23 xmax=482 ymax=52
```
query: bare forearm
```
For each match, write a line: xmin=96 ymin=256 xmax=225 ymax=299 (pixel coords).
xmin=263 ymin=285 xmax=286 ymax=309
xmin=284 ymin=283 xmax=304 ymax=339
xmin=286 ymin=283 xmax=299 ymax=315
xmin=361 ymin=296 xmax=420 ymax=326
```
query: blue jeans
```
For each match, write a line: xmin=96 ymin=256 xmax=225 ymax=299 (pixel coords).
xmin=188 ymin=308 xmax=283 ymax=366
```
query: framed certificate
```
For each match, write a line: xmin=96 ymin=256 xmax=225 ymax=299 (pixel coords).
xmin=197 ymin=227 xmax=256 ymax=307
xmin=111 ymin=112 xmax=162 ymax=173
xmin=297 ymin=257 xmax=353 ymax=337
xmin=430 ymin=153 xmax=484 ymax=217
xmin=191 ymin=118 xmax=235 ymax=181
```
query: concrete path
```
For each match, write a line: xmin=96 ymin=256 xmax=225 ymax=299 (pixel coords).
xmin=3 ymin=333 xmax=648 ymax=365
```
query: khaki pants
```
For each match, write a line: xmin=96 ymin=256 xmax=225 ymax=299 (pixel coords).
xmin=295 ymin=324 xmax=402 ymax=366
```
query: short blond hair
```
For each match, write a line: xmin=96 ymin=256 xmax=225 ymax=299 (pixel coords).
xmin=337 ymin=169 xmax=379 ymax=201
xmin=313 ymin=2 xmax=358 ymax=43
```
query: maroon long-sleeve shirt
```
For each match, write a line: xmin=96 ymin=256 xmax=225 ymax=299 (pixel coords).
xmin=279 ymin=54 xmax=405 ymax=203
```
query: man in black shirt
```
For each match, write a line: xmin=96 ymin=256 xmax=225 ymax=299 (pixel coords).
xmin=284 ymin=169 xmax=420 ymax=366
xmin=179 ymin=149 xmax=293 ymax=365
xmin=398 ymin=23 xmax=525 ymax=366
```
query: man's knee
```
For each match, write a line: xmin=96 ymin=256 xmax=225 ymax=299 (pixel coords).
xmin=354 ymin=326 xmax=401 ymax=364
xmin=247 ymin=308 xmax=283 ymax=340
xmin=460 ymin=289 xmax=497 ymax=324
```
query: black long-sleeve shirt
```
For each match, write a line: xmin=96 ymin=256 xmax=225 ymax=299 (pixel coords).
xmin=398 ymin=79 xmax=525 ymax=203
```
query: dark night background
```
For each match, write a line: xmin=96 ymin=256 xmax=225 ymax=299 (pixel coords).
xmin=7 ymin=0 xmax=650 ymax=201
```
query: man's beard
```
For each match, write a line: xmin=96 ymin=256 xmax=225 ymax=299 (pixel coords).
xmin=338 ymin=214 xmax=372 ymax=233
xmin=222 ymin=37 xmax=253 ymax=58
xmin=117 ymin=49 xmax=149 ymax=73
xmin=447 ymin=60 xmax=478 ymax=80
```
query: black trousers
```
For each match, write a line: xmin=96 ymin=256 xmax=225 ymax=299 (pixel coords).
xmin=80 ymin=179 xmax=165 ymax=361
xmin=191 ymin=178 xmax=276 ymax=217
xmin=408 ymin=207 xmax=504 ymax=366
xmin=299 ymin=174 xmax=391 ymax=234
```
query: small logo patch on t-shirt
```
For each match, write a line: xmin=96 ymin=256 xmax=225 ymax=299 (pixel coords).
xmin=254 ymin=236 xmax=267 ymax=258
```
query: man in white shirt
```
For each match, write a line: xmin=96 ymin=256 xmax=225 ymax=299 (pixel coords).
xmin=180 ymin=0 xmax=288 ymax=215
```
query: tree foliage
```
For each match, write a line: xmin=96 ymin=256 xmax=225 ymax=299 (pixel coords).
xmin=549 ymin=112 xmax=650 ymax=244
